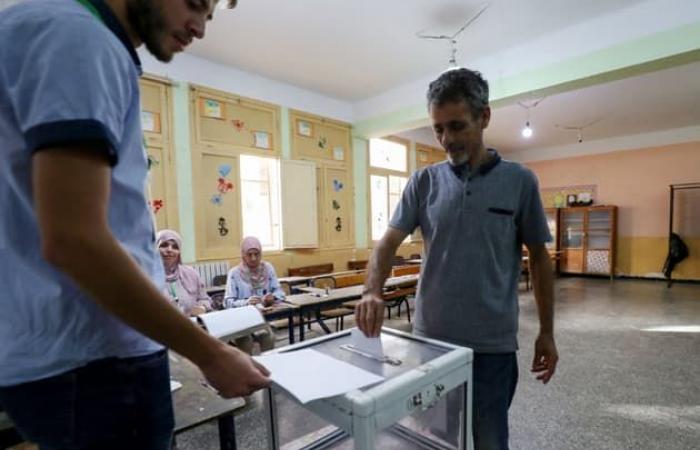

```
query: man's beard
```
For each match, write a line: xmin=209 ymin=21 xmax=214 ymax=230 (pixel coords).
xmin=126 ymin=0 xmax=171 ymax=62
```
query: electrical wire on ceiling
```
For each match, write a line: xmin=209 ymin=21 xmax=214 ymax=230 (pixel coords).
xmin=555 ymin=119 xmax=602 ymax=143
xmin=416 ymin=2 xmax=490 ymax=70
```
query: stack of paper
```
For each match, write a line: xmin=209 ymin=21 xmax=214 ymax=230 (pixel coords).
xmin=198 ymin=306 xmax=265 ymax=340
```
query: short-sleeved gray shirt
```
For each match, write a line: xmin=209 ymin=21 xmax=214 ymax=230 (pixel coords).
xmin=390 ymin=150 xmax=550 ymax=352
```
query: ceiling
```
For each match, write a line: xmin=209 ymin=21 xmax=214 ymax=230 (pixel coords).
xmin=194 ymin=0 xmax=647 ymax=100
xmin=396 ymin=61 xmax=700 ymax=154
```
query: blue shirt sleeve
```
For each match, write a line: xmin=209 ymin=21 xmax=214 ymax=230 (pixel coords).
xmin=265 ymin=262 xmax=286 ymax=302
xmin=389 ymin=171 xmax=420 ymax=234
xmin=517 ymin=168 xmax=552 ymax=246
xmin=3 ymin=14 xmax=134 ymax=165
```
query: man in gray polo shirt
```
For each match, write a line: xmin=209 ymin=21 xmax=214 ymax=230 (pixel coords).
xmin=0 ymin=0 xmax=269 ymax=448
xmin=356 ymin=68 xmax=559 ymax=450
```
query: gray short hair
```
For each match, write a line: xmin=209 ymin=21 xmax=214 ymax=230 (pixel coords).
xmin=427 ymin=68 xmax=489 ymax=118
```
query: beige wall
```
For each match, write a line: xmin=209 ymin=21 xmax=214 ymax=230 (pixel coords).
xmin=526 ymin=142 xmax=700 ymax=279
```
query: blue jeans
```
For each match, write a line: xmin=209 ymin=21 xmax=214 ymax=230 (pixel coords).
xmin=472 ymin=352 xmax=519 ymax=450
xmin=0 ymin=350 xmax=174 ymax=450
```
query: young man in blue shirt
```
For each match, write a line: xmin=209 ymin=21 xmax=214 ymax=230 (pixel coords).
xmin=0 ymin=0 xmax=270 ymax=448
xmin=356 ymin=68 xmax=559 ymax=450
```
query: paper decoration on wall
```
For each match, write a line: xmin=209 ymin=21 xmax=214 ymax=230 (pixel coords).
xmin=210 ymin=194 xmax=223 ymax=206
xmin=231 ymin=119 xmax=246 ymax=132
xmin=333 ymin=146 xmax=344 ymax=161
xmin=218 ymin=164 xmax=231 ymax=178
xmin=202 ymin=98 xmax=224 ymax=119
xmin=152 ymin=199 xmax=164 ymax=214
xmin=217 ymin=177 xmax=234 ymax=194
xmin=335 ymin=217 xmax=342 ymax=232
xmin=253 ymin=131 xmax=271 ymax=149
xmin=297 ymin=119 xmax=313 ymax=137
xmin=332 ymin=200 xmax=340 ymax=210
xmin=218 ymin=217 xmax=229 ymax=237
xmin=211 ymin=165 xmax=234 ymax=207
xmin=332 ymin=179 xmax=344 ymax=192
xmin=318 ymin=136 xmax=327 ymax=150
xmin=141 ymin=111 xmax=160 ymax=133
xmin=147 ymin=154 xmax=160 ymax=171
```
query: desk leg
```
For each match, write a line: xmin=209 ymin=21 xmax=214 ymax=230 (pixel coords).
xmin=315 ymin=307 xmax=333 ymax=335
xmin=218 ymin=413 xmax=236 ymax=450
xmin=298 ymin=310 xmax=305 ymax=341
xmin=287 ymin=312 xmax=295 ymax=344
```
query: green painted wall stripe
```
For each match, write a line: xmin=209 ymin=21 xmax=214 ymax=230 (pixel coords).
xmin=354 ymin=21 xmax=700 ymax=138
xmin=280 ymin=107 xmax=291 ymax=159
xmin=172 ymin=82 xmax=197 ymax=263
xmin=353 ymin=137 xmax=369 ymax=249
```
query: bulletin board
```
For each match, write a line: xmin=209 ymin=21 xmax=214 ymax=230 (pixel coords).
xmin=416 ymin=143 xmax=445 ymax=170
xmin=192 ymin=85 xmax=280 ymax=156
xmin=196 ymin=153 xmax=242 ymax=260
xmin=322 ymin=167 xmax=353 ymax=248
xmin=290 ymin=110 xmax=351 ymax=164
xmin=139 ymin=75 xmax=178 ymax=232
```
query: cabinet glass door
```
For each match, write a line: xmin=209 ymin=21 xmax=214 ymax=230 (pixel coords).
xmin=561 ymin=210 xmax=584 ymax=249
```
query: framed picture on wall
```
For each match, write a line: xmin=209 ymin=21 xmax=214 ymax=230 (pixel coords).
xmin=296 ymin=119 xmax=314 ymax=138
xmin=141 ymin=111 xmax=160 ymax=133
xmin=201 ymin=98 xmax=225 ymax=120
xmin=253 ymin=130 xmax=272 ymax=149
xmin=333 ymin=146 xmax=345 ymax=161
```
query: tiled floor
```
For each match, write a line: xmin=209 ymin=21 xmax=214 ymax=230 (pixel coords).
xmin=175 ymin=277 xmax=700 ymax=449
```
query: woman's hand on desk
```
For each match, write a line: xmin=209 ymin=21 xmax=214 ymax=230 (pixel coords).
xmin=189 ymin=305 xmax=206 ymax=317
xmin=247 ymin=296 xmax=262 ymax=305
xmin=199 ymin=341 xmax=271 ymax=398
xmin=262 ymin=294 xmax=276 ymax=307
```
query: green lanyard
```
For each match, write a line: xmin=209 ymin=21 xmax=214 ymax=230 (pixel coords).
xmin=168 ymin=282 xmax=179 ymax=303
xmin=75 ymin=0 xmax=104 ymax=23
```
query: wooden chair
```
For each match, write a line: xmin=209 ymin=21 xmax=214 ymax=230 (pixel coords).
xmin=383 ymin=286 xmax=415 ymax=323
xmin=312 ymin=277 xmax=354 ymax=332
xmin=347 ymin=260 xmax=368 ymax=270
xmin=391 ymin=265 xmax=420 ymax=277
xmin=391 ymin=255 xmax=407 ymax=267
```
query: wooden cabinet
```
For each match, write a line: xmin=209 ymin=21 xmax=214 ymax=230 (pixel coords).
xmin=544 ymin=208 xmax=560 ymax=272
xmin=559 ymin=206 xmax=617 ymax=278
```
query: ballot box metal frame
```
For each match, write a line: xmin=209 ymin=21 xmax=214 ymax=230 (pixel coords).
xmin=263 ymin=327 xmax=473 ymax=450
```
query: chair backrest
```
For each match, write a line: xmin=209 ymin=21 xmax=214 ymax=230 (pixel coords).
xmin=191 ymin=260 xmax=230 ymax=288
xmin=288 ymin=263 xmax=334 ymax=277
xmin=279 ymin=281 xmax=291 ymax=296
xmin=312 ymin=276 xmax=336 ymax=290
xmin=212 ymin=274 xmax=227 ymax=286
xmin=392 ymin=265 xmax=420 ymax=277
xmin=391 ymin=255 xmax=407 ymax=266
xmin=347 ymin=260 xmax=368 ymax=270
xmin=334 ymin=272 xmax=366 ymax=288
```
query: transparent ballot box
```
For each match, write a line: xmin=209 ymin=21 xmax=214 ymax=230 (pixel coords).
xmin=264 ymin=328 xmax=473 ymax=450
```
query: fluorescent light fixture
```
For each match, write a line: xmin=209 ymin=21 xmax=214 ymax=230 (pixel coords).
xmin=641 ymin=325 xmax=700 ymax=333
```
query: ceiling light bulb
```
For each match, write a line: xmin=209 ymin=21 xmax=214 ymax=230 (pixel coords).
xmin=521 ymin=122 xmax=533 ymax=138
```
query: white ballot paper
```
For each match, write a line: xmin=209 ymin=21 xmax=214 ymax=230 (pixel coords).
xmin=350 ymin=327 xmax=384 ymax=358
xmin=254 ymin=349 xmax=384 ymax=404
xmin=198 ymin=306 xmax=265 ymax=340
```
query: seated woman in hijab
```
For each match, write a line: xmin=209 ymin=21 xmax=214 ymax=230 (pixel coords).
xmin=223 ymin=236 xmax=285 ymax=353
xmin=157 ymin=229 xmax=212 ymax=317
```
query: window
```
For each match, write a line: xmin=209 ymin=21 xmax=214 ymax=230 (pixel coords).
xmin=369 ymin=138 xmax=409 ymax=242
xmin=240 ymin=155 xmax=282 ymax=250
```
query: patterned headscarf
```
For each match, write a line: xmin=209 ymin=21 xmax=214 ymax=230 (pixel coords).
xmin=238 ymin=236 xmax=269 ymax=290
xmin=156 ymin=229 xmax=200 ymax=295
